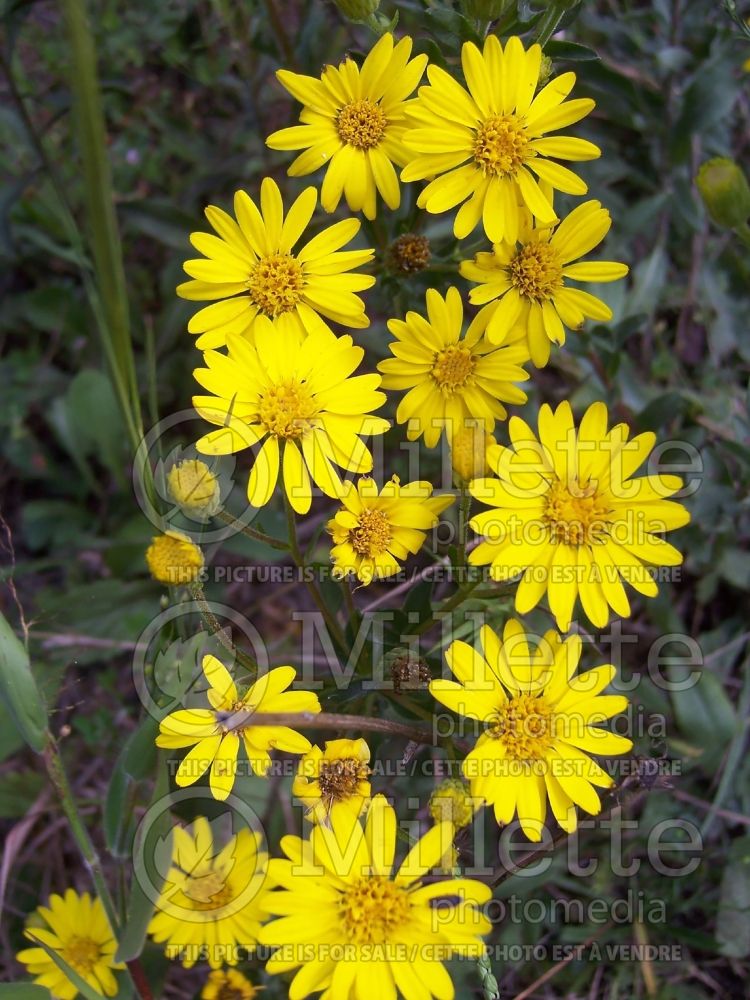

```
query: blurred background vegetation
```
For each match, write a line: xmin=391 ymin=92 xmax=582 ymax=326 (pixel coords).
xmin=1 ymin=0 xmax=749 ymax=997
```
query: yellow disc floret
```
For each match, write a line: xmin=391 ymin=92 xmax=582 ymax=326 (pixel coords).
xmin=339 ymin=876 xmax=411 ymax=944
xmin=336 ymin=99 xmax=388 ymax=149
xmin=544 ymin=478 xmax=611 ymax=546
xmin=473 ymin=114 xmax=530 ymax=178
xmin=247 ymin=253 xmax=304 ymax=317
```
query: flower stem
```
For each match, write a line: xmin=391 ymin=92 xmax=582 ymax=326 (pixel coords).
xmin=284 ymin=497 xmax=350 ymax=660
xmin=44 ymin=735 xmax=152 ymax=999
xmin=189 ymin=583 xmax=258 ymax=675
xmin=215 ymin=509 xmax=289 ymax=551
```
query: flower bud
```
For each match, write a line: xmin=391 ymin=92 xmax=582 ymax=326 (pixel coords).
xmin=167 ymin=459 xmax=221 ymax=518
xmin=429 ymin=778 xmax=478 ymax=829
xmin=696 ymin=158 xmax=750 ymax=230
xmin=451 ymin=425 xmax=491 ymax=485
xmin=332 ymin=0 xmax=380 ymax=20
xmin=146 ymin=531 xmax=204 ymax=587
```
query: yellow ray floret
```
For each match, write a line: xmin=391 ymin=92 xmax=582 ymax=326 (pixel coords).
xmin=327 ymin=475 xmax=454 ymax=583
xmin=156 ymin=653 xmax=321 ymax=800
xmin=468 ymin=400 xmax=691 ymax=630
xmin=377 ymin=286 xmax=530 ymax=448
xmin=259 ymin=795 xmax=492 ymax=1000
xmin=267 ymin=33 xmax=428 ymax=219
xmin=148 ymin=817 xmax=268 ymax=968
xmin=402 ymin=35 xmax=600 ymax=244
xmin=178 ymin=177 xmax=375 ymax=348
xmin=17 ymin=889 xmax=124 ymax=999
xmin=293 ymin=737 xmax=372 ymax=824
xmin=192 ymin=317 xmax=389 ymax=513
xmin=430 ymin=620 xmax=633 ymax=841
xmin=461 ymin=200 xmax=629 ymax=366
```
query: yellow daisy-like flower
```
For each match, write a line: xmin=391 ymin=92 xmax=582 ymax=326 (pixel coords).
xmin=156 ymin=654 xmax=321 ymax=800
xmin=327 ymin=475 xmax=454 ymax=583
xmin=402 ymin=36 xmax=600 ymax=243
xmin=201 ymin=967 xmax=262 ymax=999
xmin=267 ymin=33 xmax=428 ymax=219
xmin=468 ymin=401 xmax=691 ymax=630
xmin=460 ymin=200 xmax=629 ymax=367
xmin=292 ymin=738 xmax=372 ymax=824
xmin=430 ymin=620 xmax=633 ymax=841
xmin=148 ymin=818 xmax=268 ymax=969
xmin=178 ymin=178 xmax=375 ymax=348
xmin=192 ymin=318 xmax=389 ymax=513
xmin=17 ymin=890 xmax=124 ymax=999
xmin=146 ymin=529 xmax=204 ymax=586
xmin=259 ymin=794 xmax=491 ymax=999
xmin=377 ymin=286 xmax=530 ymax=448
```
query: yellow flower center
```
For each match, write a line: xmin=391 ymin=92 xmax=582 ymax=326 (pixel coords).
xmin=473 ymin=114 xmax=529 ymax=177
xmin=508 ymin=242 xmax=564 ymax=300
xmin=258 ymin=379 xmax=318 ymax=438
xmin=349 ymin=508 xmax=392 ymax=557
xmin=62 ymin=936 xmax=101 ymax=975
xmin=339 ymin=875 xmax=410 ymax=944
xmin=544 ymin=478 xmax=611 ymax=546
xmin=431 ymin=345 xmax=475 ymax=394
xmin=488 ymin=694 xmax=553 ymax=760
xmin=318 ymin=756 xmax=370 ymax=802
xmin=184 ymin=870 xmax=234 ymax=911
xmin=247 ymin=252 xmax=304 ymax=317
xmin=336 ymin=99 xmax=387 ymax=149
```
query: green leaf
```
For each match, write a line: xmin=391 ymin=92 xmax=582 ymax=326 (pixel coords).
xmin=716 ymin=835 xmax=750 ymax=957
xmin=669 ymin=664 xmax=738 ymax=769
xmin=0 ymin=610 xmax=47 ymax=753
xmin=0 ymin=987 xmax=51 ymax=999
xmin=0 ymin=983 xmax=52 ymax=1000
xmin=544 ymin=40 xmax=599 ymax=61
xmin=23 ymin=933 xmax=107 ymax=999
xmin=104 ymin=717 xmax=159 ymax=857
xmin=116 ymin=753 xmax=172 ymax=962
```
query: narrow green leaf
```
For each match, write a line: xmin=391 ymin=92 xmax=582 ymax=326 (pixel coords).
xmin=0 ymin=610 xmax=47 ymax=753
xmin=24 ymin=933 xmax=107 ymax=1000
xmin=0 ymin=987 xmax=51 ymax=999
xmin=116 ymin=753 xmax=172 ymax=962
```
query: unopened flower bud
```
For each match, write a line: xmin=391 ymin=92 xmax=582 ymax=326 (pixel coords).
xmin=167 ymin=459 xmax=221 ymax=518
xmin=451 ymin=425 xmax=492 ymax=485
xmin=537 ymin=54 xmax=553 ymax=89
xmin=696 ymin=158 xmax=750 ymax=230
xmin=333 ymin=0 xmax=380 ymax=20
xmin=429 ymin=778 xmax=478 ymax=829
xmin=146 ymin=531 xmax=204 ymax=586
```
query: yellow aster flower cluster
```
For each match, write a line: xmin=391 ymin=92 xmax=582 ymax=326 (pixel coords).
xmin=18 ymin=24 xmax=694 ymax=1000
